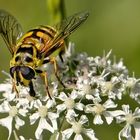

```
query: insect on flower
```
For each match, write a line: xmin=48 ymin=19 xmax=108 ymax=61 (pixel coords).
xmin=0 ymin=9 xmax=89 ymax=98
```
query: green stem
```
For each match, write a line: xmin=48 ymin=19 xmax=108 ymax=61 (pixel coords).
xmin=58 ymin=112 xmax=66 ymax=131
xmin=46 ymin=0 xmax=68 ymax=48
xmin=46 ymin=0 xmax=66 ymax=25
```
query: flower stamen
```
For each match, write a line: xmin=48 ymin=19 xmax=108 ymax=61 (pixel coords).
xmin=64 ymin=98 xmax=75 ymax=109
xmin=72 ymin=122 xmax=83 ymax=134
xmin=9 ymin=106 xmax=18 ymax=117
xmin=125 ymin=114 xmax=135 ymax=125
xmin=92 ymin=104 xmax=105 ymax=115
xmin=38 ymin=106 xmax=48 ymax=118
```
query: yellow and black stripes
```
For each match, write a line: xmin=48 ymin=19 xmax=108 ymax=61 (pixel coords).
xmin=25 ymin=26 xmax=56 ymax=44
xmin=16 ymin=26 xmax=64 ymax=60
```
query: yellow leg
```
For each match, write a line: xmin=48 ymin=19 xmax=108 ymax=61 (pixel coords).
xmin=12 ymin=79 xmax=19 ymax=97
xmin=12 ymin=72 xmax=19 ymax=97
xmin=50 ymin=57 xmax=65 ymax=88
xmin=40 ymin=72 xmax=52 ymax=99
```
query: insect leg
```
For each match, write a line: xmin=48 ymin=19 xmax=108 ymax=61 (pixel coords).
xmin=50 ymin=57 xmax=65 ymax=88
xmin=12 ymin=79 xmax=19 ymax=97
xmin=12 ymin=73 xmax=19 ymax=97
xmin=59 ymin=49 xmax=64 ymax=62
xmin=29 ymin=81 xmax=36 ymax=97
xmin=58 ymin=43 xmax=65 ymax=62
xmin=39 ymin=71 xmax=52 ymax=99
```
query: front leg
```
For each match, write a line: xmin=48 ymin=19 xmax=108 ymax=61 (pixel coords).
xmin=29 ymin=81 xmax=36 ymax=97
xmin=12 ymin=79 xmax=19 ymax=97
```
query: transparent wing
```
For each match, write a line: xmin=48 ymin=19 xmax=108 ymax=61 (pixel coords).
xmin=0 ymin=9 xmax=23 ymax=55
xmin=41 ymin=11 xmax=89 ymax=55
xmin=54 ymin=11 xmax=89 ymax=42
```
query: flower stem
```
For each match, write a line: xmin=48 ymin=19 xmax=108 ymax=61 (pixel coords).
xmin=46 ymin=0 xmax=66 ymax=25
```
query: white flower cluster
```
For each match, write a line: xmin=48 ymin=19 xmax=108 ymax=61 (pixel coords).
xmin=0 ymin=43 xmax=140 ymax=140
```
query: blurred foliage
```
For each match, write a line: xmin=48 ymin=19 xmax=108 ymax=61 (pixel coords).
xmin=0 ymin=0 xmax=140 ymax=139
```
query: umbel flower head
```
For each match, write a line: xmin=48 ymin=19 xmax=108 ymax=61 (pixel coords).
xmin=0 ymin=42 xmax=140 ymax=140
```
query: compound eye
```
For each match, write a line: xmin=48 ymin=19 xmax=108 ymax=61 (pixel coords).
xmin=20 ymin=66 xmax=35 ymax=80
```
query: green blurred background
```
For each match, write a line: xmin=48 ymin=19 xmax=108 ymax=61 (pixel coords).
xmin=0 ymin=0 xmax=140 ymax=139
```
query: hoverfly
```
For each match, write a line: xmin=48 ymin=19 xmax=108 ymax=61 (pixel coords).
xmin=0 ymin=9 xmax=89 ymax=98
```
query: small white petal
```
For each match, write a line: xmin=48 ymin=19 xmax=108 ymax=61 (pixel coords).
xmin=18 ymin=108 xmax=28 ymax=117
xmin=29 ymin=112 xmax=40 ymax=125
xmin=85 ymin=105 xmax=93 ymax=113
xmin=86 ymin=94 xmax=94 ymax=100
xmin=19 ymin=136 xmax=25 ymax=140
xmin=34 ymin=99 xmax=43 ymax=108
xmin=103 ymin=111 xmax=113 ymax=124
xmin=66 ymin=109 xmax=78 ymax=120
xmin=0 ymin=116 xmax=13 ymax=140
xmin=15 ymin=116 xmax=25 ymax=129
xmin=84 ymin=129 xmax=98 ymax=140
xmin=103 ymin=99 xmax=117 ymax=109
xmin=79 ymin=115 xmax=88 ymax=125
xmin=41 ymin=118 xmax=54 ymax=132
xmin=16 ymin=98 xmax=29 ymax=108
xmin=62 ymin=128 xmax=73 ymax=140
xmin=109 ymin=110 xmax=125 ymax=117
xmin=119 ymin=125 xmax=131 ymax=139
xmin=122 ymin=105 xmax=130 ymax=114
xmin=116 ymin=92 xmax=122 ymax=100
xmin=133 ymin=108 xmax=140 ymax=118
xmin=35 ymin=126 xmax=43 ymax=139
xmin=0 ymin=83 xmax=12 ymax=92
xmin=48 ymin=112 xmax=58 ymax=130
xmin=74 ymin=134 xmax=83 ymax=140
xmin=75 ymin=103 xmax=84 ymax=111
xmin=93 ymin=114 xmax=103 ymax=125
xmin=3 ymin=92 xmax=16 ymax=101
xmin=58 ymin=92 xmax=68 ymax=101
xmin=0 ymin=101 xmax=10 ymax=112
xmin=46 ymin=99 xmax=55 ymax=109
xmin=29 ymin=100 xmax=36 ymax=109
xmin=48 ymin=112 xmax=59 ymax=119
xmin=116 ymin=116 xmax=126 ymax=124
xmin=134 ymin=122 xmax=140 ymax=140
xmin=56 ymin=104 xmax=66 ymax=113
xmin=35 ymin=118 xmax=54 ymax=139
xmin=51 ymin=119 xmax=58 ymax=130
xmin=70 ymin=90 xmax=78 ymax=99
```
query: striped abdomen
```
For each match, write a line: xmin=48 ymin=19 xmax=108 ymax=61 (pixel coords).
xmin=19 ymin=25 xmax=57 ymax=52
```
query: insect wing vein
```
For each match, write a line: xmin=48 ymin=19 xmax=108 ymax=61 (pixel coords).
xmin=0 ymin=9 xmax=23 ymax=55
